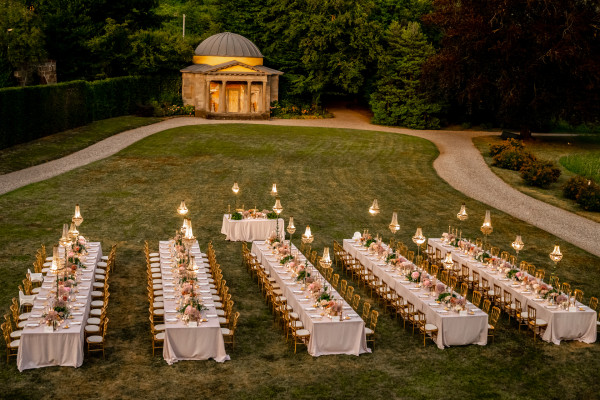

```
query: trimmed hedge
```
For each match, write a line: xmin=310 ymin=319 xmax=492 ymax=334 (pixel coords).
xmin=0 ymin=75 xmax=181 ymax=149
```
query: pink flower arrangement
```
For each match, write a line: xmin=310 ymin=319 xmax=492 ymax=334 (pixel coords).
xmin=555 ymin=294 xmax=568 ymax=305
xmin=59 ymin=286 xmax=71 ymax=296
xmin=308 ymin=281 xmax=322 ymax=293
xmin=411 ymin=271 xmax=420 ymax=280
xmin=44 ymin=310 xmax=60 ymax=324
xmin=435 ymin=282 xmax=446 ymax=295
xmin=184 ymin=305 xmax=201 ymax=321
xmin=181 ymin=283 xmax=193 ymax=295
xmin=422 ymin=279 xmax=432 ymax=289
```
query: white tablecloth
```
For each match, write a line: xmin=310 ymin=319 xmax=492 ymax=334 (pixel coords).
xmin=221 ymin=215 xmax=284 ymax=242
xmin=158 ymin=241 xmax=229 ymax=364
xmin=429 ymin=238 xmax=597 ymax=345
xmin=344 ymin=239 xmax=487 ymax=349
xmin=252 ymin=241 xmax=370 ymax=357
xmin=17 ymin=243 xmax=103 ymax=371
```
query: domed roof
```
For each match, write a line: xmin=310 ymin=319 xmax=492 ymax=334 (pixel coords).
xmin=195 ymin=32 xmax=263 ymax=58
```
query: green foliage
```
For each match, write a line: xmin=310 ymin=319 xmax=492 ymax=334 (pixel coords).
xmin=520 ymin=159 xmax=561 ymax=188
xmin=559 ymin=153 xmax=600 ymax=184
xmin=0 ymin=75 xmax=181 ymax=148
xmin=563 ymin=176 xmax=591 ymax=200
xmin=576 ymin=182 xmax=600 ymax=211
xmin=270 ymin=101 xmax=332 ymax=119
xmin=370 ymin=21 xmax=442 ymax=129
xmin=492 ymin=147 xmax=536 ymax=171
xmin=260 ymin=0 xmax=382 ymax=102
xmin=423 ymin=0 xmax=600 ymax=134
xmin=489 ymin=138 xmax=524 ymax=157
xmin=266 ymin=211 xmax=278 ymax=219
xmin=230 ymin=212 xmax=242 ymax=220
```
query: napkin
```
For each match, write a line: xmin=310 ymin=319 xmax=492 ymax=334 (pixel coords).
xmin=30 ymin=314 xmax=42 ymax=318
xmin=76 ymin=295 xmax=87 ymax=299
xmin=71 ymin=321 xmax=81 ymax=325
xmin=166 ymin=318 xmax=178 ymax=322
xmin=27 ymin=323 xmax=40 ymax=327
xmin=206 ymin=314 xmax=217 ymax=318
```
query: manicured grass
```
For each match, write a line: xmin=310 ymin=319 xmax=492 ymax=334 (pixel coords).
xmin=0 ymin=116 xmax=163 ymax=175
xmin=473 ymin=135 xmax=600 ymax=223
xmin=560 ymin=153 xmax=600 ymax=183
xmin=1 ymin=124 xmax=599 ymax=399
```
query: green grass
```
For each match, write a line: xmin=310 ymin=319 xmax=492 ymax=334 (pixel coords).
xmin=473 ymin=135 xmax=600 ymax=223
xmin=560 ymin=153 xmax=600 ymax=183
xmin=0 ymin=116 xmax=163 ymax=175
xmin=1 ymin=124 xmax=599 ymax=399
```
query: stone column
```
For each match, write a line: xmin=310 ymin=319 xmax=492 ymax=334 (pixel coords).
xmin=220 ymin=80 xmax=227 ymax=113
xmin=246 ymin=81 xmax=252 ymax=113
xmin=262 ymin=81 xmax=269 ymax=113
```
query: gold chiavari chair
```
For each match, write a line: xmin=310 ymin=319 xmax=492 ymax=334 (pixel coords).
xmin=527 ymin=305 xmax=547 ymax=342
xmin=460 ymin=282 xmax=469 ymax=298
xmin=471 ymin=291 xmax=483 ymax=308
xmin=2 ymin=323 xmax=19 ymax=363
xmin=407 ymin=251 xmax=415 ymax=264
xmin=535 ymin=269 xmax=545 ymax=281
xmin=549 ymin=275 xmax=559 ymax=288
xmin=490 ymin=246 xmax=499 ymax=258
xmin=561 ymin=282 xmax=571 ymax=295
xmin=574 ymin=289 xmax=584 ymax=303
xmin=515 ymin=299 xmax=528 ymax=332
xmin=481 ymin=299 xmax=492 ymax=314
xmin=416 ymin=311 xmax=438 ymax=347
xmin=589 ymin=297 xmax=598 ymax=311
xmin=492 ymin=284 xmax=502 ymax=306
xmin=508 ymin=255 xmax=516 ymax=265
xmin=449 ymin=276 xmax=458 ymax=292
xmin=86 ymin=317 xmax=108 ymax=358
xmin=500 ymin=251 xmax=509 ymax=261
xmin=480 ymin=277 xmax=491 ymax=298
xmin=310 ymin=251 xmax=317 ymax=265
xmin=430 ymin=264 xmax=439 ymax=278
xmin=488 ymin=306 xmax=501 ymax=343
xmin=352 ymin=294 xmax=361 ymax=310
xmin=339 ymin=280 xmax=347 ymax=299
xmin=345 ymin=286 xmax=355 ymax=303
xmin=527 ymin=264 xmax=536 ymax=276
xmin=326 ymin=268 xmax=333 ymax=282
xmin=150 ymin=316 xmax=164 ymax=356
xmin=503 ymin=290 xmax=515 ymax=322
xmin=365 ymin=310 xmax=379 ymax=349
xmin=440 ymin=270 xmax=449 ymax=285
xmin=222 ymin=312 xmax=240 ymax=349
xmin=361 ymin=301 xmax=371 ymax=322
xmin=471 ymin=270 xmax=480 ymax=292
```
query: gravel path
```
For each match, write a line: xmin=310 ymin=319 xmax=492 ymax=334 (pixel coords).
xmin=1 ymin=109 xmax=598 ymax=257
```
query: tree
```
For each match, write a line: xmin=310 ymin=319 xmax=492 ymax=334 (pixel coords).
xmin=370 ymin=21 xmax=442 ymax=129
xmin=0 ymin=0 xmax=46 ymax=86
xmin=259 ymin=0 xmax=383 ymax=103
xmin=423 ymin=0 xmax=600 ymax=137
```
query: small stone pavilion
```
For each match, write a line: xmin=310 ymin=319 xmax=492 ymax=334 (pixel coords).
xmin=181 ymin=32 xmax=283 ymax=119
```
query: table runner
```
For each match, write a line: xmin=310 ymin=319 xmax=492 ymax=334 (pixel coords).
xmin=221 ymin=215 xmax=284 ymax=242
xmin=344 ymin=239 xmax=487 ymax=349
xmin=158 ymin=240 xmax=229 ymax=364
xmin=429 ymin=238 xmax=597 ymax=345
xmin=251 ymin=241 xmax=370 ymax=357
xmin=17 ymin=243 xmax=103 ymax=371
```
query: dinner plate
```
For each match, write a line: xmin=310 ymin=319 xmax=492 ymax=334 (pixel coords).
xmin=343 ymin=306 xmax=352 ymax=310
xmin=166 ymin=318 xmax=178 ymax=322
xmin=71 ymin=321 xmax=81 ymax=325
xmin=419 ymin=294 xmax=429 ymax=298
xmin=293 ymin=290 xmax=303 ymax=294
xmin=27 ymin=323 xmax=40 ymax=327
xmin=533 ymin=298 xmax=544 ymax=302
xmin=409 ymin=287 xmax=420 ymax=291
xmin=206 ymin=314 xmax=217 ymax=318
xmin=437 ymin=310 xmax=448 ymax=313
xmin=305 ymin=307 xmax=316 ymax=311
xmin=165 ymin=309 xmax=177 ymax=313
xmin=546 ymin=306 xmax=557 ymax=309
xmin=30 ymin=314 xmax=42 ymax=318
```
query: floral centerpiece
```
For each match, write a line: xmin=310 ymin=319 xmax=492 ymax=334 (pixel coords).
xmin=231 ymin=212 xmax=243 ymax=220
xmin=555 ymin=294 xmax=568 ymax=306
xmin=67 ymin=236 xmax=88 ymax=268
xmin=315 ymin=287 xmax=333 ymax=307
xmin=266 ymin=211 xmax=278 ymax=219
xmin=506 ymin=269 xmax=519 ymax=280
xmin=406 ymin=270 xmax=422 ymax=283
xmin=280 ymin=254 xmax=294 ymax=265
xmin=360 ymin=232 xmax=375 ymax=248
xmin=273 ymin=242 xmax=290 ymax=257
xmin=266 ymin=231 xmax=280 ymax=247
xmin=178 ymin=297 xmax=207 ymax=324
xmin=538 ymin=283 xmax=556 ymax=299
xmin=436 ymin=291 xmax=457 ymax=305
xmin=43 ymin=310 xmax=61 ymax=330
xmin=308 ymin=281 xmax=323 ymax=296
xmin=45 ymin=297 xmax=70 ymax=322
xmin=475 ymin=250 xmax=491 ymax=263
xmin=368 ymin=240 xmax=387 ymax=258
xmin=422 ymin=278 xmax=433 ymax=290
xmin=449 ymin=296 xmax=467 ymax=312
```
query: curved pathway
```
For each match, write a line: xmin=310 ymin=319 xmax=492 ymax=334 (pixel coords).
xmin=1 ymin=109 xmax=598 ymax=257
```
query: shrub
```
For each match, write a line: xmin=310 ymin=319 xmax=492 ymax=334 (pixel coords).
xmin=492 ymin=147 xmax=536 ymax=171
xmin=489 ymin=138 xmax=524 ymax=157
xmin=0 ymin=75 xmax=181 ymax=149
xmin=577 ymin=183 xmax=600 ymax=211
xmin=563 ymin=175 xmax=590 ymax=200
xmin=520 ymin=159 xmax=561 ymax=188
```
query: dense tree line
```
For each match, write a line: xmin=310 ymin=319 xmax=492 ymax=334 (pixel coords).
xmin=1 ymin=0 xmax=598 ymax=132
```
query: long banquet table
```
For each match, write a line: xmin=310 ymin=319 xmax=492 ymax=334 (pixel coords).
xmin=158 ymin=240 xmax=229 ymax=364
xmin=221 ymin=214 xmax=284 ymax=242
xmin=344 ymin=239 xmax=488 ymax=349
xmin=429 ymin=238 xmax=597 ymax=345
xmin=17 ymin=243 xmax=103 ymax=371
xmin=251 ymin=241 xmax=371 ymax=357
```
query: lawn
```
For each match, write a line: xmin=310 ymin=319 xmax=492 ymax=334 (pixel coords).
xmin=473 ymin=135 xmax=600 ymax=224
xmin=0 ymin=116 xmax=163 ymax=175
xmin=1 ymin=124 xmax=599 ymax=400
